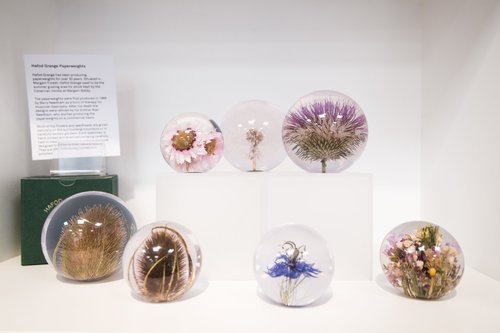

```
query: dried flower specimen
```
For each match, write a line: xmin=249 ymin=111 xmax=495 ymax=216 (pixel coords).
xmin=266 ymin=241 xmax=321 ymax=306
xmin=160 ymin=113 xmax=224 ymax=172
xmin=126 ymin=224 xmax=200 ymax=302
xmin=283 ymin=91 xmax=368 ymax=173
xmin=381 ymin=222 xmax=464 ymax=299
xmin=246 ymin=128 xmax=264 ymax=171
xmin=52 ymin=204 xmax=130 ymax=281
xmin=222 ymin=100 xmax=285 ymax=172
xmin=254 ymin=224 xmax=333 ymax=307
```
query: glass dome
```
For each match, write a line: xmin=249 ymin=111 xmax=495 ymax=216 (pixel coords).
xmin=380 ymin=221 xmax=464 ymax=299
xmin=282 ymin=90 xmax=368 ymax=173
xmin=222 ymin=100 xmax=286 ymax=171
xmin=254 ymin=224 xmax=334 ymax=306
xmin=160 ymin=113 xmax=224 ymax=172
xmin=123 ymin=221 xmax=202 ymax=302
xmin=41 ymin=191 xmax=136 ymax=281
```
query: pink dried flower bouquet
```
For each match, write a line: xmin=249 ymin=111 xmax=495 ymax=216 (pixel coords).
xmin=381 ymin=222 xmax=464 ymax=299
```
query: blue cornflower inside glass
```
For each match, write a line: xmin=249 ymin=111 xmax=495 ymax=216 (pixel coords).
xmin=254 ymin=224 xmax=334 ymax=306
xmin=266 ymin=241 xmax=321 ymax=305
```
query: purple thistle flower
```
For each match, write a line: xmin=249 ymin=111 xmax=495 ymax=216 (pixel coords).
xmin=283 ymin=96 xmax=368 ymax=173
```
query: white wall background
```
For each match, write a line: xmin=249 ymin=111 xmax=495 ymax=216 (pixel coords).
xmin=53 ymin=0 xmax=422 ymax=272
xmin=2 ymin=0 xmax=423 ymax=277
xmin=0 ymin=0 xmax=57 ymax=262
xmin=422 ymin=0 xmax=500 ymax=280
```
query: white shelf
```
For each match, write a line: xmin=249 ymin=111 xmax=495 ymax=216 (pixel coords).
xmin=1 ymin=257 xmax=499 ymax=332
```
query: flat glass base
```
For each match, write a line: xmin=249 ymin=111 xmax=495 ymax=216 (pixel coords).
xmin=50 ymin=156 xmax=106 ymax=176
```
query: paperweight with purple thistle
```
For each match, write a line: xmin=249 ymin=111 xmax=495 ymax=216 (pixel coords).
xmin=253 ymin=224 xmax=334 ymax=306
xmin=282 ymin=90 xmax=368 ymax=173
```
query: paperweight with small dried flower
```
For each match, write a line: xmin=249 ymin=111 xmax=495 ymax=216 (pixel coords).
xmin=160 ymin=113 xmax=224 ymax=172
xmin=41 ymin=191 xmax=136 ymax=281
xmin=254 ymin=224 xmax=334 ymax=306
xmin=123 ymin=221 xmax=202 ymax=302
xmin=380 ymin=221 xmax=464 ymax=299
xmin=282 ymin=90 xmax=368 ymax=173
xmin=222 ymin=100 xmax=286 ymax=172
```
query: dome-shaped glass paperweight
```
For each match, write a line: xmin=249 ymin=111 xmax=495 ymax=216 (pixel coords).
xmin=254 ymin=224 xmax=334 ymax=306
xmin=160 ymin=113 xmax=224 ymax=172
xmin=282 ymin=90 xmax=368 ymax=173
xmin=41 ymin=191 xmax=137 ymax=281
xmin=123 ymin=221 xmax=202 ymax=302
xmin=222 ymin=100 xmax=285 ymax=171
xmin=380 ymin=221 xmax=464 ymax=299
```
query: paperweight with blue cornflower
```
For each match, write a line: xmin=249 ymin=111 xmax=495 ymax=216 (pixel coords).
xmin=253 ymin=224 xmax=334 ymax=306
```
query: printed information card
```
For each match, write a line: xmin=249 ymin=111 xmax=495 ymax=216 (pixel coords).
xmin=24 ymin=55 xmax=120 ymax=160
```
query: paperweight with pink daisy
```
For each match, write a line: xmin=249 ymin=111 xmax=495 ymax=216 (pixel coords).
xmin=160 ymin=113 xmax=224 ymax=172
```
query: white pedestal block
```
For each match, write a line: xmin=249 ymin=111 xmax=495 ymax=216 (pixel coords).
xmin=157 ymin=172 xmax=372 ymax=280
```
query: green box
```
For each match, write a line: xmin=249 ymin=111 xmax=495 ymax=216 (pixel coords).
xmin=20 ymin=175 xmax=118 ymax=265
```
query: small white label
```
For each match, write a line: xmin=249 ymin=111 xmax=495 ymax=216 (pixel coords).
xmin=24 ymin=54 xmax=120 ymax=160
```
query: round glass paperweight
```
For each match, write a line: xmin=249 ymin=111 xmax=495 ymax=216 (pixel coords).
xmin=282 ymin=90 xmax=368 ymax=173
xmin=41 ymin=191 xmax=137 ymax=281
xmin=222 ymin=100 xmax=286 ymax=172
xmin=380 ymin=221 xmax=464 ymax=299
xmin=123 ymin=221 xmax=202 ymax=302
xmin=254 ymin=224 xmax=334 ymax=306
xmin=160 ymin=113 xmax=224 ymax=172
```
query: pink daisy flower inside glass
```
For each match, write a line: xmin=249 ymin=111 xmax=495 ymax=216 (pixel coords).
xmin=160 ymin=113 xmax=224 ymax=172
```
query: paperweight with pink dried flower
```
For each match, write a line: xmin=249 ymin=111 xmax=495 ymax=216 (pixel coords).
xmin=160 ymin=113 xmax=224 ymax=172
xmin=254 ymin=224 xmax=334 ymax=307
xmin=123 ymin=221 xmax=202 ymax=302
xmin=380 ymin=221 xmax=464 ymax=299
xmin=282 ymin=90 xmax=368 ymax=173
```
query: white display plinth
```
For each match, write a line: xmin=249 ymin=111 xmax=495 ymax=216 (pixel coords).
xmin=157 ymin=172 xmax=372 ymax=280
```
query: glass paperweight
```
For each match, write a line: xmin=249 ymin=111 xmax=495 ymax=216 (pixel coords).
xmin=41 ymin=191 xmax=136 ymax=281
xmin=160 ymin=113 xmax=224 ymax=172
xmin=254 ymin=224 xmax=334 ymax=306
xmin=380 ymin=221 xmax=464 ymax=299
xmin=282 ymin=90 xmax=368 ymax=173
xmin=123 ymin=221 xmax=202 ymax=302
xmin=222 ymin=100 xmax=286 ymax=171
